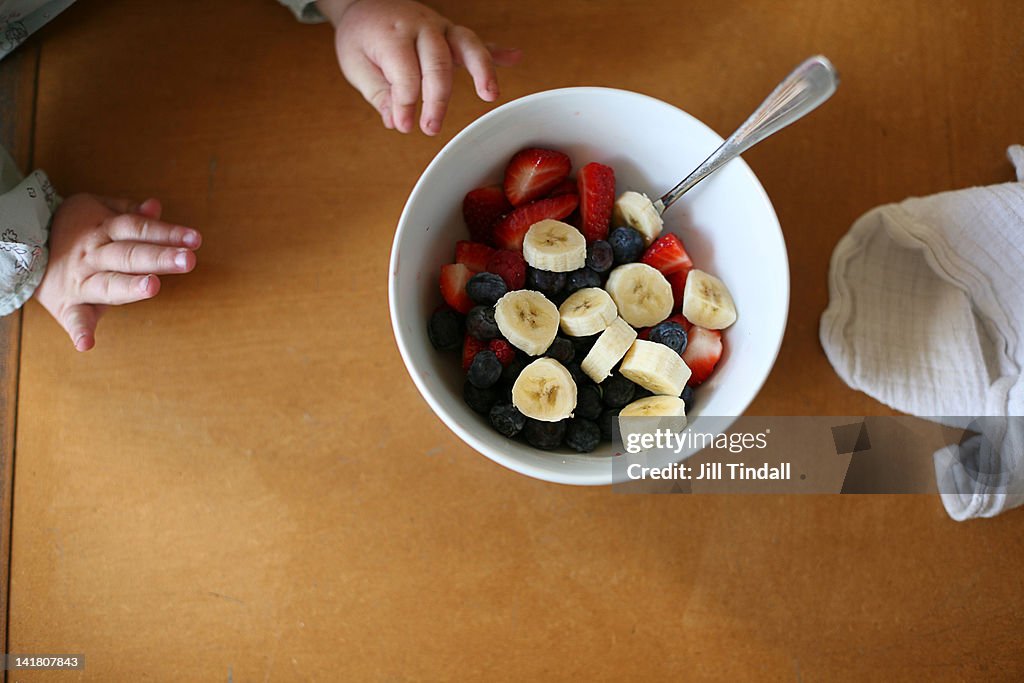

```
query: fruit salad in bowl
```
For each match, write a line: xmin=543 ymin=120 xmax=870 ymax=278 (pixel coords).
xmin=389 ymin=88 xmax=788 ymax=485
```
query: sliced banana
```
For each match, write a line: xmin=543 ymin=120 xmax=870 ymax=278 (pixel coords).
xmin=682 ymin=269 xmax=738 ymax=330
xmin=559 ymin=287 xmax=618 ymax=337
xmin=580 ymin=317 xmax=637 ymax=383
xmin=522 ymin=219 xmax=587 ymax=272
xmin=512 ymin=357 xmax=577 ymax=422
xmin=604 ymin=263 xmax=674 ymax=328
xmin=494 ymin=290 xmax=560 ymax=356
xmin=612 ymin=191 xmax=663 ymax=246
xmin=619 ymin=395 xmax=688 ymax=418
xmin=619 ymin=339 xmax=692 ymax=396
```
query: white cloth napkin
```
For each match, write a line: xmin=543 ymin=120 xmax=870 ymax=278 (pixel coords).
xmin=820 ymin=145 xmax=1024 ymax=520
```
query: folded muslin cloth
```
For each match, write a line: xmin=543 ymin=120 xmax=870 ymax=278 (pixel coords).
xmin=821 ymin=145 xmax=1024 ymax=520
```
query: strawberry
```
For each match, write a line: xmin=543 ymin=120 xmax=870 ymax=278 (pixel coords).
xmin=486 ymin=249 xmax=527 ymax=290
xmin=682 ymin=325 xmax=722 ymax=386
xmin=439 ymin=263 xmax=475 ymax=314
xmin=488 ymin=339 xmax=516 ymax=367
xmin=667 ymin=268 xmax=689 ymax=310
xmin=454 ymin=240 xmax=495 ymax=273
xmin=577 ymin=162 xmax=615 ymax=242
xmin=641 ymin=233 xmax=694 ymax=275
xmin=462 ymin=335 xmax=488 ymax=371
xmin=504 ymin=148 xmax=572 ymax=206
xmin=463 ymin=186 xmax=511 ymax=244
xmin=548 ymin=177 xmax=578 ymax=197
xmin=637 ymin=327 xmax=651 ymax=341
xmin=491 ymin=194 xmax=579 ymax=251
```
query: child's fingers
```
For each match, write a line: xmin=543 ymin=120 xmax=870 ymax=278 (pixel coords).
xmin=105 ymin=213 xmax=202 ymax=249
xmin=91 ymin=241 xmax=195 ymax=275
xmin=80 ymin=272 xmax=161 ymax=306
xmin=342 ymin=53 xmax=394 ymax=129
xmin=416 ymin=29 xmax=454 ymax=135
xmin=488 ymin=45 xmax=523 ymax=68
xmin=379 ymin=43 xmax=423 ymax=134
xmin=60 ymin=303 xmax=100 ymax=352
xmin=136 ymin=198 xmax=163 ymax=219
xmin=447 ymin=26 xmax=499 ymax=101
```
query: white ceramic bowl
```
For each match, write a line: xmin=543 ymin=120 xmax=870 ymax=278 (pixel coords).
xmin=389 ymin=87 xmax=789 ymax=485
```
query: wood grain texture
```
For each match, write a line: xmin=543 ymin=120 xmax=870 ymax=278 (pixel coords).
xmin=7 ymin=0 xmax=1024 ymax=680
xmin=0 ymin=41 xmax=38 ymax=678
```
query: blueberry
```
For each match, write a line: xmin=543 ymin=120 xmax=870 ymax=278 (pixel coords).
xmin=598 ymin=408 xmax=620 ymax=441
xmin=570 ymin=334 xmax=599 ymax=359
xmin=524 ymin=419 xmax=567 ymax=450
xmin=468 ymin=349 xmax=502 ymax=388
xmin=565 ymin=418 xmax=601 ymax=453
xmin=601 ymin=373 xmax=636 ymax=408
xmin=648 ymin=321 xmax=688 ymax=354
xmin=585 ymin=240 xmax=614 ymax=273
xmin=575 ymin=385 xmax=603 ymax=420
xmin=463 ymin=381 xmax=499 ymax=415
xmin=501 ymin=354 xmax=530 ymax=386
xmin=427 ymin=308 xmax=462 ymax=351
xmin=565 ymin=267 xmax=602 ymax=295
xmin=466 ymin=272 xmax=507 ymax=306
xmin=466 ymin=305 xmax=500 ymax=340
xmin=609 ymin=226 xmax=645 ymax=264
xmin=680 ymin=385 xmax=695 ymax=414
xmin=489 ymin=403 xmax=526 ymax=437
xmin=526 ymin=267 xmax=566 ymax=298
xmin=565 ymin=361 xmax=593 ymax=388
xmin=544 ymin=337 xmax=575 ymax=365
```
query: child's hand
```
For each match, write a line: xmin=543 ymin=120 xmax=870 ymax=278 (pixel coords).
xmin=317 ymin=0 xmax=521 ymax=135
xmin=32 ymin=194 xmax=202 ymax=352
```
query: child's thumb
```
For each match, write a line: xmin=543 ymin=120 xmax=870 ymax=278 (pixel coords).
xmin=61 ymin=303 xmax=100 ymax=352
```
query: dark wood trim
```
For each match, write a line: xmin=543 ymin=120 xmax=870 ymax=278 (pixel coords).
xmin=0 ymin=42 xmax=39 ymax=678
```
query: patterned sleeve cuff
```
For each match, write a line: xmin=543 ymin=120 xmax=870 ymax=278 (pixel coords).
xmin=0 ymin=170 xmax=55 ymax=316
xmin=277 ymin=0 xmax=326 ymax=23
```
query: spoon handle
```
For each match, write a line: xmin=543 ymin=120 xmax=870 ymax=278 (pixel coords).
xmin=654 ymin=55 xmax=839 ymax=213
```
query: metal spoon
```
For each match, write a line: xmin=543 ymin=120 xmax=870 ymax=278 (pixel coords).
xmin=653 ymin=55 xmax=839 ymax=214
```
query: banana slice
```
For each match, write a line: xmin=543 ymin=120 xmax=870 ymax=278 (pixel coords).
xmin=522 ymin=219 xmax=587 ymax=272
xmin=619 ymin=395 xmax=688 ymax=418
xmin=512 ymin=357 xmax=577 ymax=422
xmin=612 ymin=191 xmax=663 ymax=246
xmin=559 ymin=287 xmax=618 ymax=337
xmin=580 ymin=317 xmax=637 ymax=383
xmin=619 ymin=339 xmax=692 ymax=396
xmin=494 ymin=290 xmax=560 ymax=356
xmin=682 ymin=269 xmax=738 ymax=330
xmin=604 ymin=263 xmax=674 ymax=328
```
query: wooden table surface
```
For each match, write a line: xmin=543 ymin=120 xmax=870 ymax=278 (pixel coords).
xmin=3 ymin=0 xmax=1024 ymax=680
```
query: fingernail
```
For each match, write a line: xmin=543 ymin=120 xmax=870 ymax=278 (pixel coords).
xmin=139 ymin=275 xmax=151 ymax=291
xmin=175 ymin=250 xmax=189 ymax=269
xmin=183 ymin=230 xmax=199 ymax=248
xmin=424 ymin=120 xmax=438 ymax=134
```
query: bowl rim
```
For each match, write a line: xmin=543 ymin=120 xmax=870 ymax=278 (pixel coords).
xmin=388 ymin=86 xmax=789 ymax=486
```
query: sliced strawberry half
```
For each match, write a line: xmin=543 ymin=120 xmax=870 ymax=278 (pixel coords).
xmin=486 ymin=249 xmax=527 ymax=290
xmin=548 ymin=177 xmax=578 ymax=197
xmin=462 ymin=335 xmax=488 ymax=371
xmin=463 ymin=185 xmax=511 ymax=244
xmin=667 ymin=269 xmax=689 ymax=310
xmin=577 ymin=162 xmax=615 ymax=242
xmin=665 ymin=313 xmax=691 ymax=333
xmin=641 ymin=233 xmax=694 ymax=275
xmin=454 ymin=240 xmax=495 ymax=273
xmin=682 ymin=325 xmax=722 ymax=386
xmin=439 ymin=263 xmax=475 ymax=314
xmin=504 ymin=148 xmax=572 ymax=206
xmin=491 ymin=194 xmax=579 ymax=251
